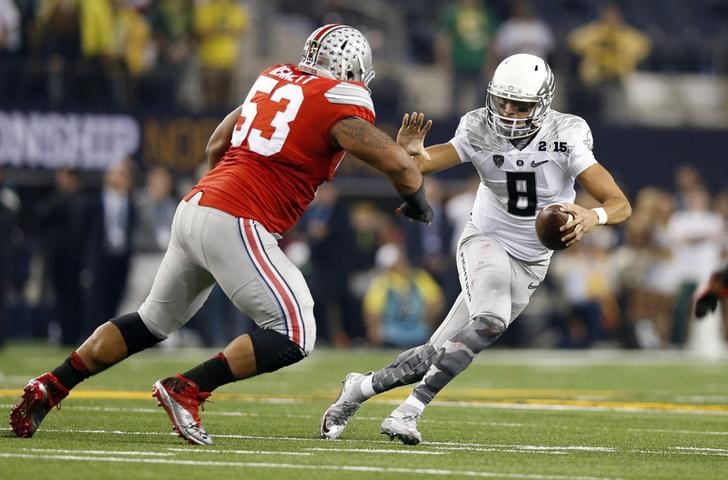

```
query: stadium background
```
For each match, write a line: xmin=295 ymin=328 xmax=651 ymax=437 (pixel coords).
xmin=0 ymin=0 xmax=726 ymax=354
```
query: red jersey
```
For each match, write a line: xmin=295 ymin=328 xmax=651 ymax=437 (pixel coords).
xmin=188 ymin=64 xmax=376 ymax=233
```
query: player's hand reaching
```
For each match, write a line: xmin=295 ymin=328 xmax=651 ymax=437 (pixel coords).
xmin=558 ymin=203 xmax=599 ymax=247
xmin=397 ymin=112 xmax=432 ymax=163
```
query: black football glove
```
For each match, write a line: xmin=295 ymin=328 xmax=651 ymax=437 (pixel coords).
xmin=397 ymin=202 xmax=434 ymax=224
xmin=396 ymin=182 xmax=433 ymax=224
xmin=694 ymin=270 xmax=728 ymax=319
xmin=694 ymin=290 xmax=719 ymax=319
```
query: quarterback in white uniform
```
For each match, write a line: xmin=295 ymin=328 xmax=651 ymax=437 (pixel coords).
xmin=320 ymin=53 xmax=632 ymax=445
xmin=455 ymin=107 xmax=598 ymax=262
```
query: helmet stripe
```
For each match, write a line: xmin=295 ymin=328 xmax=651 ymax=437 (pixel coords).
xmin=313 ymin=23 xmax=345 ymax=42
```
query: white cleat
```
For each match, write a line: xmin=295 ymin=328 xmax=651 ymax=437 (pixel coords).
xmin=319 ymin=372 xmax=369 ymax=439
xmin=380 ymin=412 xmax=422 ymax=445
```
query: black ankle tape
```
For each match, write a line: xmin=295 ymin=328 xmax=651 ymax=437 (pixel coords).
xmin=182 ymin=353 xmax=235 ymax=393
xmin=51 ymin=353 xmax=90 ymax=390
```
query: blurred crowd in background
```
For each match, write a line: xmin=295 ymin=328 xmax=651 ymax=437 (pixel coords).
xmin=0 ymin=0 xmax=726 ymax=351
xmin=1 ymin=161 xmax=725 ymax=352
xmin=2 ymin=0 xmax=728 ymax=118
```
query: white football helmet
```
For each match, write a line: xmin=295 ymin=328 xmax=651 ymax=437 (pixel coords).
xmin=299 ymin=24 xmax=375 ymax=87
xmin=485 ymin=53 xmax=555 ymax=139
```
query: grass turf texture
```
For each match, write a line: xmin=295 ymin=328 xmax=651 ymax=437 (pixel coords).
xmin=1 ymin=344 xmax=727 ymax=479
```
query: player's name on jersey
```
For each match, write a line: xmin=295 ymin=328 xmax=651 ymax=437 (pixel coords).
xmin=268 ymin=66 xmax=317 ymax=85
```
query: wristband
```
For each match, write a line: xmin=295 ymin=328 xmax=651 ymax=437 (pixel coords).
xmin=591 ymin=207 xmax=608 ymax=225
xmin=402 ymin=181 xmax=428 ymax=212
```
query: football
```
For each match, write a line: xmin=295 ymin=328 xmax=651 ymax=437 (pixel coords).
xmin=535 ymin=204 xmax=573 ymax=250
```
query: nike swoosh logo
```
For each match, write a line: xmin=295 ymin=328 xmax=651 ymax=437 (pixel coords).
xmin=530 ymin=160 xmax=549 ymax=168
xmin=527 ymin=282 xmax=540 ymax=289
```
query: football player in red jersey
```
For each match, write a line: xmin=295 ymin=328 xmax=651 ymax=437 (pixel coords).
xmin=9 ymin=24 xmax=433 ymax=445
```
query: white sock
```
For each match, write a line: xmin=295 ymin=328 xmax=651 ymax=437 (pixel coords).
xmin=359 ymin=373 xmax=375 ymax=398
xmin=401 ymin=395 xmax=426 ymax=414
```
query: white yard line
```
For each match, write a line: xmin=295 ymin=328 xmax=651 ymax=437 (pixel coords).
xmin=435 ymin=445 xmax=616 ymax=453
xmin=631 ymin=449 xmax=728 ymax=457
xmin=432 ymin=447 xmax=567 ymax=455
xmin=0 ymin=452 xmax=620 ymax=480
xmin=626 ymin=427 xmax=728 ymax=436
xmin=40 ymin=427 xmax=173 ymax=436
xmin=9 ymin=427 xmax=727 ymax=459
xmin=19 ymin=448 xmax=173 ymax=456
xmin=673 ymin=447 xmax=728 ymax=454
xmin=305 ymin=447 xmax=446 ymax=455
xmin=166 ymin=447 xmax=311 ymax=456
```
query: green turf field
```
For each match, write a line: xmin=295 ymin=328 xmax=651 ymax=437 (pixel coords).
xmin=1 ymin=344 xmax=727 ymax=479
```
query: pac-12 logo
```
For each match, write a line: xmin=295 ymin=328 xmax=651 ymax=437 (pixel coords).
xmin=493 ymin=155 xmax=504 ymax=168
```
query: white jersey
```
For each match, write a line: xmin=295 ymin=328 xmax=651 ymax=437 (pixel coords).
xmin=450 ymin=108 xmax=597 ymax=262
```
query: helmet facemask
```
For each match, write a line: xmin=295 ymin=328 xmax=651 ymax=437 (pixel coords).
xmin=299 ymin=24 xmax=375 ymax=88
xmin=485 ymin=54 xmax=555 ymax=139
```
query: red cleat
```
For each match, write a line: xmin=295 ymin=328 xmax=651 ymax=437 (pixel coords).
xmin=152 ymin=375 xmax=212 ymax=445
xmin=9 ymin=372 xmax=69 ymax=438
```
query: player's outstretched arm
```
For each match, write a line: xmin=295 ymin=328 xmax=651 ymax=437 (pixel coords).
xmin=332 ymin=117 xmax=422 ymax=194
xmin=560 ymin=163 xmax=632 ymax=246
xmin=205 ymin=106 xmax=242 ymax=170
xmin=331 ymin=116 xmax=432 ymax=223
xmin=397 ymin=111 xmax=461 ymax=175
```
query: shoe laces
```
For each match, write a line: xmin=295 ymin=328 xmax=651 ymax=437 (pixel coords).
xmin=164 ymin=376 xmax=211 ymax=423
xmin=36 ymin=373 xmax=69 ymax=410
xmin=394 ymin=411 xmax=421 ymax=427
xmin=402 ymin=413 xmax=420 ymax=423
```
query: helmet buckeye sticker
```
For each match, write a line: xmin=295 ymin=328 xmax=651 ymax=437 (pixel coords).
xmin=303 ymin=39 xmax=321 ymax=65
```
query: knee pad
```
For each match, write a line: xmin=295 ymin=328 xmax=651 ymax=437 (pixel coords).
xmin=474 ymin=314 xmax=507 ymax=339
xmin=249 ymin=329 xmax=305 ymax=374
xmin=111 ymin=312 xmax=163 ymax=355
xmin=451 ymin=314 xmax=507 ymax=354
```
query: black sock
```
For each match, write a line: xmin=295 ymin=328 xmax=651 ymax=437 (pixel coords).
xmin=182 ymin=353 xmax=235 ymax=393
xmin=51 ymin=352 xmax=91 ymax=390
